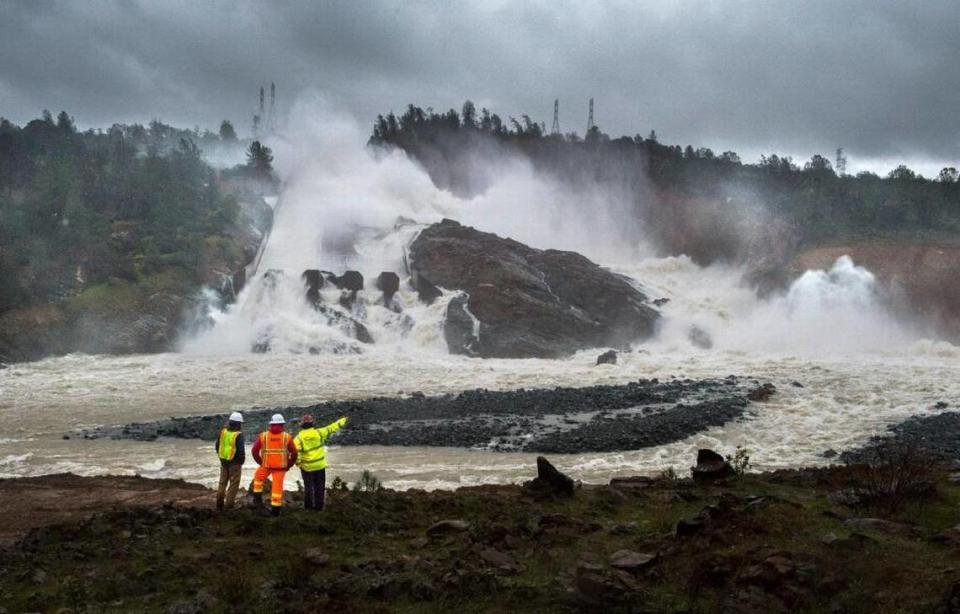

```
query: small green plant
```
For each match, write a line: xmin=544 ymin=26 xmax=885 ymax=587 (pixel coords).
xmin=352 ymin=470 xmax=383 ymax=493
xmin=727 ymin=446 xmax=751 ymax=476
xmin=330 ymin=475 xmax=349 ymax=491
xmin=660 ymin=466 xmax=678 ymax=481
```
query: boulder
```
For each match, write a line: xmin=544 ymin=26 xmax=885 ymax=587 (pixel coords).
xmin=477 ymin=548 xmax=524 ymax=575
xmin=376 ymin=272 xmax=401 ymax=304
xmin=748 ymin=383 xmax=777 ymax=402
xmin=407 ymin=219 xmax=659 ymax=358
xmin=303 ymin=548 xmax=330 ymax=566
xmin=332 ymin=271 xmax=364 ymax=309
xmin=596 ymin=350 xmax=618 ymax=365
xmin=335 ymin=270 xmax=364 ymax=292
xmin=302 ymin=269 xmax=324 ymax=304
xmin=608 ymin=550 xmax=657 ymax=572
xmin=523 ymin=456 xmax=575 ymax=497
xmin=691 ymin=448 xmax=735 ymax=481
xmin=313 ymin=304 xmax=373 ymax=344
xmin=426 ymin=519 xmax=471 ymax=538
xmin=574 ymin=562 xmax=639 ymax=604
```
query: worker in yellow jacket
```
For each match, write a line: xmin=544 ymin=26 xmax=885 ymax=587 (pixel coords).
xmin=294 ymin=414 xmax=348 ymax=510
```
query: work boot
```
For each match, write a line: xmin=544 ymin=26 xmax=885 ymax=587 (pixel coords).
xmin=252 ymin=492 xmax=263 ymax=508
xmin=270 ymin=506 xmax=281 ymax=517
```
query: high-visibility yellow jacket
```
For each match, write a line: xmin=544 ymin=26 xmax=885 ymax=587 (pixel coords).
xmin=294 ymin=418 xmax=347 ymax=472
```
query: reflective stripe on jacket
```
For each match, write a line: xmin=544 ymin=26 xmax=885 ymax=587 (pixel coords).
xmin=217 ymin=428 xmax=239 ymax=462
xmin=259 ymin=431 xmax=291 ymax=469
xmin=295 ymin=418 xmax=346 ymax=472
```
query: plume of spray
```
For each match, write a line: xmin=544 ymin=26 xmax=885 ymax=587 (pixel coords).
xmin=184 ymin=90 xmax=930 ymax=359
xmin=184 ymin=92 xmax=650 ymax=355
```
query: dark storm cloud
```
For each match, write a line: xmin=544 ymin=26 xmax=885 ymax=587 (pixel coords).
xmin=1 ymin=0 xmax=957 ymax=167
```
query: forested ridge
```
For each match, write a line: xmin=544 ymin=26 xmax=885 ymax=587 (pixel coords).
xmin=370 ymin=101 xmax=960 ymax=263
xmin=0 ymin=111 xmax=274 ymax=360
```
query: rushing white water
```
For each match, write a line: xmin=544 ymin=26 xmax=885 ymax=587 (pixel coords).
xmin=0 ymin=93 xmax=956 ymax=490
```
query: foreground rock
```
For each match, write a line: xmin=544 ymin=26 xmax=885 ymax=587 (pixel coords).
xmin=523 ymin=456 xmax=575 ymax=497
xmin=81 ymin=377 xmax=754 ymax=454
xmin=408 ymin=219 xmax=660 ymax=358
xmin=691 ymin=449 xmax=735 ymax=481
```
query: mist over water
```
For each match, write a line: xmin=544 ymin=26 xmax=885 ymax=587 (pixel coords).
xmin=188 ymin=93 xmax=921 ymax=359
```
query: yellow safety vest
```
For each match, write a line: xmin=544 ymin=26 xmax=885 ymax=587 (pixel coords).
xmin=295 ymin=418 xmax=346 ymax=472
xmin=218 ymin=428 xmax=239 ymax=462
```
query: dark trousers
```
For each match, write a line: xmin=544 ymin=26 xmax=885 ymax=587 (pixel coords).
xmin=302 ymin=468 xmax=326 ymax=510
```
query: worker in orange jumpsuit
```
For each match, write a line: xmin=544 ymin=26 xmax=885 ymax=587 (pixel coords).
xmin=251 ymin=413 xmax=298 ymax=516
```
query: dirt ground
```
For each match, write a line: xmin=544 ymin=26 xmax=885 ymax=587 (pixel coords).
xmin=0 ymin=473 xmax=212 ymax=545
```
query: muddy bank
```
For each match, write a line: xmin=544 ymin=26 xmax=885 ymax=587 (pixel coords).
xmin=0 ymin=474 xmax=210 ymax=546
xmin=79 ymin=377 xmax=756 ymax=453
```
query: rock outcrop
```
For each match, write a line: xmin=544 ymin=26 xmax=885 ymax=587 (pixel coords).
xmin=523 ymin=456 xmax=576 ymax=497
xmin=408 ymin=219 xmax=659 ymax=358
xmin=596 ymin=350 xmax=618 ymax=365
xmin=691 ymin=449 xmax=735 ymax=481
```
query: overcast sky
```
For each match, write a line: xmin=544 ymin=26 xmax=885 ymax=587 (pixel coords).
xmin=1 ymin=0 xmax=957 ymax=174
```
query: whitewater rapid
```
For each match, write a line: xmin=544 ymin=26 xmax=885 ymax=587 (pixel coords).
xmin=1 ymin=339 xmax=956 ymax=490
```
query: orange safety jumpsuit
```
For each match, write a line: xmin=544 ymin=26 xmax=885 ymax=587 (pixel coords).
xmin=252 ymin=426 xmax=298 ymax=508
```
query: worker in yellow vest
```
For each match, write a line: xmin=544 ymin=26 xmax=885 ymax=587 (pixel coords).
xmin=214 ymin=411 xmax=245 ymax=511
xmin=251 ymin=413 xmax=298 ymax=516
xmin=294 ymin=414 xmax=348 ymax=510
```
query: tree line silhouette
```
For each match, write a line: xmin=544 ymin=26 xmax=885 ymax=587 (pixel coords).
xmin=371 ymin=101 xmax=960 ymax=261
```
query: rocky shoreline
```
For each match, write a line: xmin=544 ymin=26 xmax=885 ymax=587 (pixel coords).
xmin=840 ymin=407 xmax=958 ymax=464
xmin=79 ymin=377 xmax=758 ymax=453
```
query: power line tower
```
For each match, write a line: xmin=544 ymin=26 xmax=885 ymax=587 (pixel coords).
xmin=269 ymin=82 xmax=276 ymax=130
xmin=551 ymin=98 xmax=560 ymax=135
xmin=835 ymin=147 xmax=847 ymax=176
xmin=586 ymin=98 xmax=595 ymax=133
xmin=253 ymin=86 xmax=265 ymax=138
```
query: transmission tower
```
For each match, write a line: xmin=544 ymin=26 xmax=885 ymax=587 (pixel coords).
xmin=269 ymin=82 xmax=276 ymax=130
xmin=835 ymin=147 xmax=847 ymax=176
xmin=586 ymin=98 xmax=595 ymax=133
xmin=253 ymin=86 xmax=265 ymax=138
xmin=551 ymin=99 xmax=560 ymax=135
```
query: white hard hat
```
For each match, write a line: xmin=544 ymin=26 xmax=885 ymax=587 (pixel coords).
xmin=229 ymin=411 xmax=244 ymax=423
xmin=269 ymin=413 xmax=285 ymax=425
